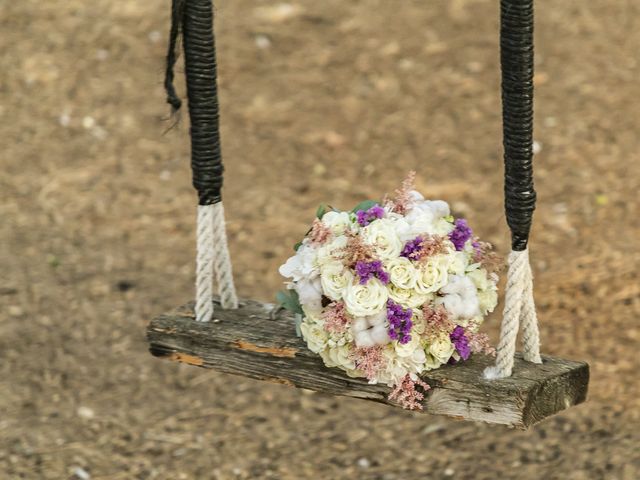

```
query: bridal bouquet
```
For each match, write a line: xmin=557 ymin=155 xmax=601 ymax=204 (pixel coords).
xmin=278 ymin=173 xmax=500 ymax=409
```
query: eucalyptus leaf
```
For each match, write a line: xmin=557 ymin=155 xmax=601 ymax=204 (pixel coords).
xmin=276 ymin=289 xmax=304 ymax=314
xmin=351 ymin=200 xmax=378 ymax=213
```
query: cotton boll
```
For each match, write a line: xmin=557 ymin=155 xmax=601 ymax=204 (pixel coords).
xmin=438 ymin=275 xmax=480 ymax=319
xmin=367 ymin=311 xmax=387 ymax=326
xmin=295 ymin=277 xmax=323 ymax=313
xmin=353 ymin=317 xmax=369 ymax=333
xmin=408 ymin=190 xmax=425 ymax=202
xmin=423 ymin=200 xmax=450 ymax=219
xmin=355 ymin=331 xmax=376 ymax=348
xmin=370 ymin=324 xmax=390 ymax=345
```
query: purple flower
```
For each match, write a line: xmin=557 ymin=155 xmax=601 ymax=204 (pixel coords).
xmin=355 ymin=260 xmax=389 ymax=285
xmin=449 ymin=218 xmax=473 ymax=251
xmin=356 ymin=204 xmax=385 ymax=227
xmin=400 ymin=236 xmax=423 ymax=260
xmin=387 ymin=300 xmax=413 ymax=344
xmin=450 ymin=326 xmax=471 ymax=361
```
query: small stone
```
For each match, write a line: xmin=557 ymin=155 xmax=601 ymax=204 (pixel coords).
xmin=255 ymin=34 xmax=271 ymax=50
xmin=72 ymin=467 xmax=91 ymax=480
xmin=160 ymin=170 xmax=172 ymax=181
xmin=59 ymin=113 xmax=71 ymax=127
xmin=444 ymin=468 xmax=455 ymax=476
xmin=148 ymin=30 xmax=162 ymax=43
xmin=82 ymin=116 xmax=95 ymax=129
xmin=357 ymin=458 xmax=371 ymax=469
xmin=77 ymin=406 xmax=95 ymax=420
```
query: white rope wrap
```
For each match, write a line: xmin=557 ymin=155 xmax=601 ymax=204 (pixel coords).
xmin=195 ymin=205 xmax=215 ymax=323
xmin=195 ymin=202 xmax=239 ymax=322
xmin=211 ymin=202 xmax=239 ymax=309
xmin=484 ymin=248 xmax=541 ymax=379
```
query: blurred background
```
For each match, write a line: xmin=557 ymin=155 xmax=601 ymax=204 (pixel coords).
xmin=1 ymin=0 xmax=639 ymax=478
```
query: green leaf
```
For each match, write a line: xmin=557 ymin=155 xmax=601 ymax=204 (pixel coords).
xmin=293 ymin=241 xmax=303 ymax=252
xmin=276 ymin=289 xmax=304 ymax=315
xmin=351 ymin=200 xmax=378 ymax=213
xmin=316 ymin=203 xmax=330 ymax=219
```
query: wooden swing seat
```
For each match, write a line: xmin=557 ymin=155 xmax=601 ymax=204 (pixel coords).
xmin=146 ymin=298 xmax=589 ymax=429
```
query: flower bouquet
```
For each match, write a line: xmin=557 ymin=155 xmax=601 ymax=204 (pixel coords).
xmin=278 ymin=173 xmax=501 ymax=409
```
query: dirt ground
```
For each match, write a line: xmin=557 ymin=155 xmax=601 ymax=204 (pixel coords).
xmin=1 ymin=0 xmax=639 ymax=479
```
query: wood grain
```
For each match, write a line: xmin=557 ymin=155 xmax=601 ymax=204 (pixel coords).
xmin=147 ymin=298 xmax=589 ymax=429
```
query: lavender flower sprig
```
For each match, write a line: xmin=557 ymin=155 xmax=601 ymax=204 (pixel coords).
xmin=449 ymin=218 xmax=473 ymax=251
xmin=450 ymin=326 xmax=471 ymax=361
xmin=355 ymin=260 xmax=390 ymax=285
xmin=387 ymin=300 xmax=413 ymax=344
xmin=356 ymin=204 xmax=385 ymax=227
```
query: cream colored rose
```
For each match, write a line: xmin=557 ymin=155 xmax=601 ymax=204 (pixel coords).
xmin=415 ymin=255 xmax=450 ymax=294
xmin=321 ymin=211 xmax=353 ymax=236
xmin=316 ymin=236 xmax=348 ymax=266
xmin=320 ymin=261 xmax=353 ymax=301
xmin=387 ymin=284 xmax=431 ymax=309
xmin=320 ymin=344 xmax=356 ymax=370
xmin=343 ymin=279 xmax=388 ymax=317
xmin=394 ymin=331 xmax=422 ymax=358
xmin=448 ymin=251 xmax=469 ymax=276
xmin=424 ymin=336 xmax=455 ymax=370
xmin=478 ymin=287 xmax=498 ymax=315
xmin=362 ymin=219 xmax=403 ymax=260
xmin=386 ymin=257 xmax=418 ymax=290
xmin=300 ymin=319 xmax=329 ymax=353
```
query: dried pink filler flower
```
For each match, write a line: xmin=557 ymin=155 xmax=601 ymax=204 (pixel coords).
xmin=339 ymin=232 xmax=375 ymax=268
xmin=385 ymin=171 xmax=417 ymax=215
xmin=308 ymin=218 xmax=332 ymax=245
xmin=423 ymin=304 xmax=455 ymax=339
xmin=322 ymin=302 xmax=350 ymax=333
xmin=388 ymin=374 xmax=431 ymax=410
xmin=352 ymin=346 xmax=387 ymax=381
xmin=473 ymin=240 xmax=504 ymax=274
xmin=467 ymin=331 xmax=496 ymax=356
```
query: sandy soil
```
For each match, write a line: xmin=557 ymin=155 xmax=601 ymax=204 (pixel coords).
xmin=1 ymin=0 xmax=639 ymax=478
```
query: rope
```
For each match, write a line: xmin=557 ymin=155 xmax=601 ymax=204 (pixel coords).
xmin=484 ymin=0 xmax=541 ymax=378
xmin=212 ymin=202 xmax=239 ymax=309
xmin=196 ymin=205 xmax=215 ymax=322
xmin=484 ymin=249 xmax=541 ymax=379
xmin=165 ymin=0 xmax=239 ymax=316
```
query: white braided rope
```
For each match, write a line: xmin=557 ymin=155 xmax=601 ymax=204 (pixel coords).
xmin=211 ymin=202 xmax=238 ymax=309
xmin=195 ymin=205 xmax=215 ymax=322
xmin=484 ymin=248 xmax=542 ymax=379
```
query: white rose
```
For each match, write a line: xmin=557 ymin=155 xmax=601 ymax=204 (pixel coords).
xmin=321 ymin=211 xmax=353 ymax=235
xmin=278 ymin=243 xmax=319 ymax=282
xmin=316 ymin=235 xmax=348 ymax=267
xmin=387 ymin=284 xmax=432 ymax=309
xmin=478 ymin=288 xmax=498 ymax=315
xmin=300 ymin=319 xmax=328 ymax=353
xmin=394 ymin=331 xmax=422 ymax=358
xmin=320 ymin=344 xmax=356 ymax=370
xmin=424 ymin=336 xmax=455 ymax=370
xmin=343 ymin=279 xmax=389 ymax=317
xmin=406 ymin=208 xmax=436 ymax=236
xmin=415 ymin=255 xmax=450 ymax=294
xmin=448 ymin=251 xmax=469 ymax=276
xmin=295 ymin=277 xmax=323 ymax=314
xmin=386 ymin=257 xmax=418 ymax=290
xmin=432 ymin=218 xmax=455 ymax=236
xmin=361 ymin=219 xmax=403 ymax=260
xmin=320 ymin=261 xmax=353 ymax=301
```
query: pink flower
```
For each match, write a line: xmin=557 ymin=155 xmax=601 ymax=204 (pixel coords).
xmin=388 ymin=374 xmax=431 ymax=410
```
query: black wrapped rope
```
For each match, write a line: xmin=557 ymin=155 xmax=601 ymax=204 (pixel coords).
xmin=501 ymin=0 xmax=536 ymax=251
xmin=165 ymin=0 xmax=224 ymax=206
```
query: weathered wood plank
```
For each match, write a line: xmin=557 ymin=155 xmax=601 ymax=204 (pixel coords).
xmin=147 ymin=298 xmax=589 ymax=429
